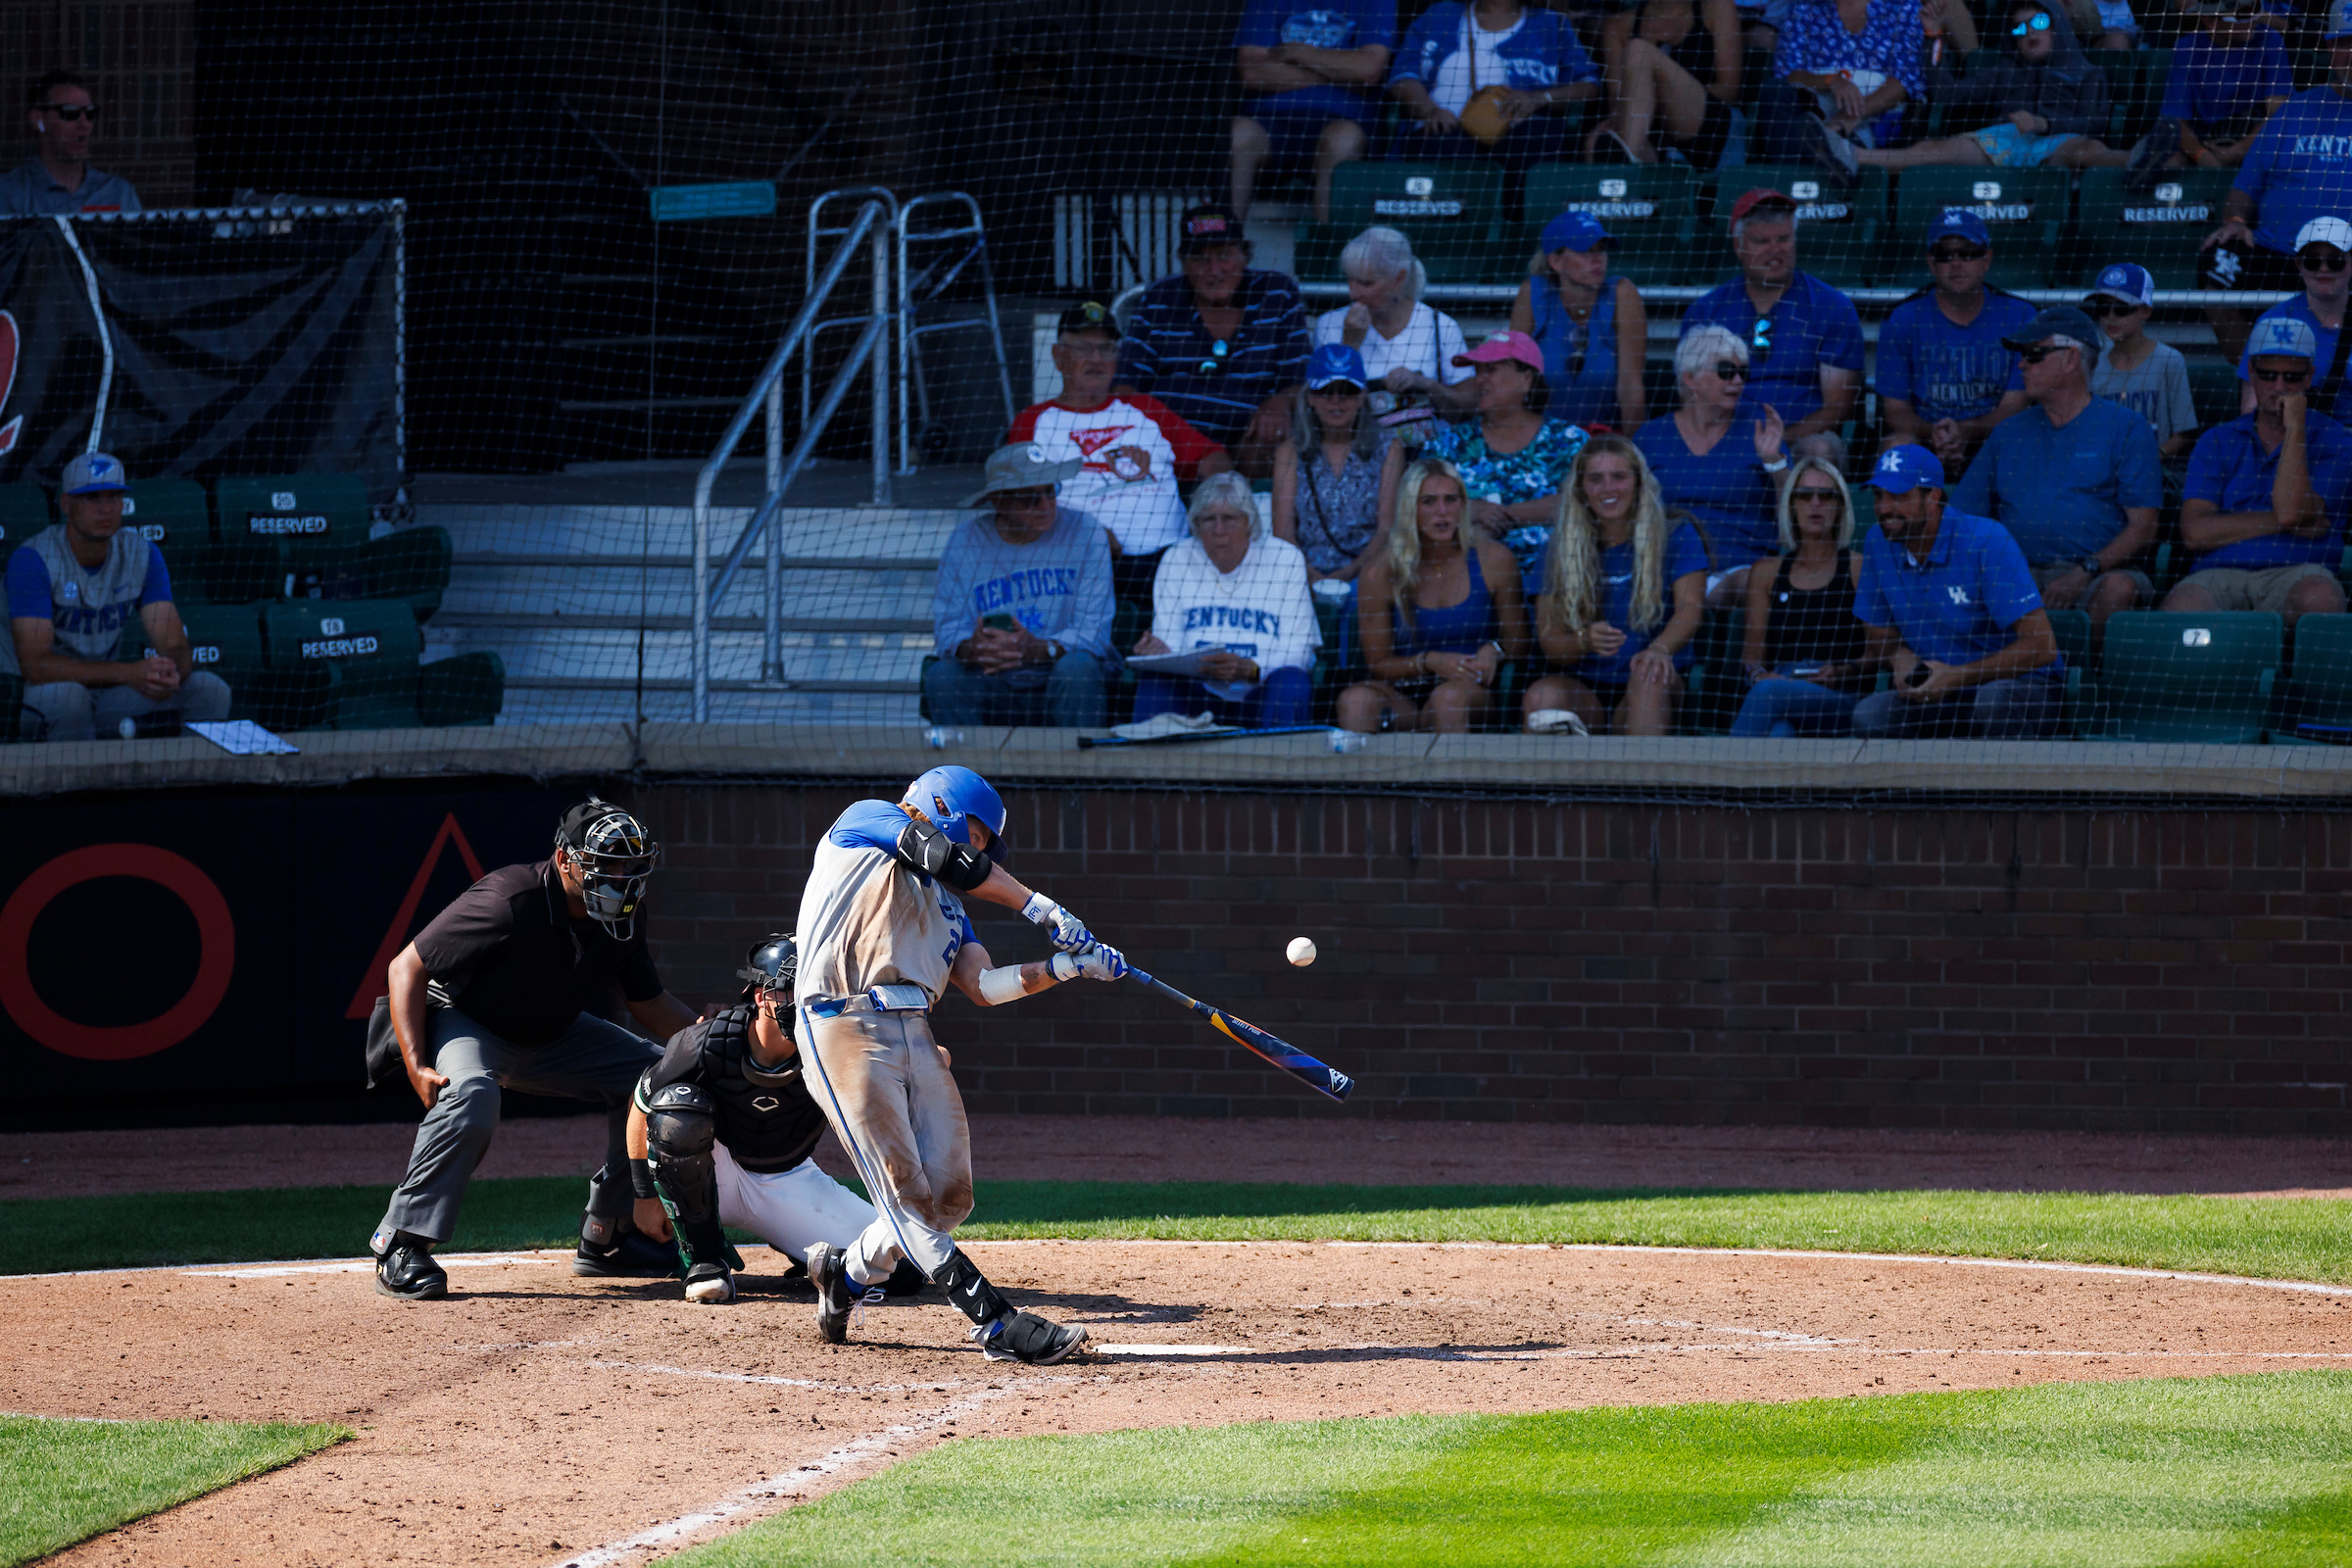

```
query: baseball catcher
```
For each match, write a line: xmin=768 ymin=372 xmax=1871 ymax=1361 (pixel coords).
xmin=794 ymin=764 xmax=1125 ymax=1364
xmin=626 ymin=933 xmax=912 ymax=1304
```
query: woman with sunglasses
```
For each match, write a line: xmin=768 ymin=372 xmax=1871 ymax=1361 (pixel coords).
xmin=1509 ymin=211 xmax=1648 ymax=429
xmin=1272 ymin=343 xmax=1395 ymax=584
xmin=1811 ymin=0 xmax=2162 ymax=179
xmin=1336 ymin=459 xmax=1527 ymax=734
xmin=1522 ymin=435 xmax=1707 ymax=736
xmin=1731 ymin=457 xmax=1869 ymax=736
xmin=1635 ymin=324 xmax=1789 ymax=607
xmin=1378 ymin=329 xmax=1588 ymax=586
xmin=2233 ymin=218 xmax=2352 ymax=419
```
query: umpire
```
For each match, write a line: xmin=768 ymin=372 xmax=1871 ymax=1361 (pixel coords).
xmin=370 ymin=797 xmax=700 ymax=1300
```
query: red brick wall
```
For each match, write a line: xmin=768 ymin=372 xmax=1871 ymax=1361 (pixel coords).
xmin=619 ymin=785 xmax=2352 ymax=1134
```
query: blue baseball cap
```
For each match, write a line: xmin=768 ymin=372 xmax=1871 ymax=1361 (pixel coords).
xmin=1305 ymin=342 xmax=1369 ymax=390
xmin=1540 ymin=211 xmax=1611 ymax=253
xmin=2248 ymin=315 xmax=2319 ymax=363
xmin=2086 ymin=263 xmax=2155 ymax=309
xmin=1869 ymin=444 xmax=1945 ymax=495
xmin=2326 ymin=0 xmax=2352 ymax=41
xmin=1925 ymin=208 xmax=1991 ymax=250
xmin=62 ymin=452 xmax=126 ymax=496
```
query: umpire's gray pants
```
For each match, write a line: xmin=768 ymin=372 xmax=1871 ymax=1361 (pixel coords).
xmin=375 ymin=1005 xmax=660 ymax=1246
xmin=24 ymin=671 xmax=232 ymax=742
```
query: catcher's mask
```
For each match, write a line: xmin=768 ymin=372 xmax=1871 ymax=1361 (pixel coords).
xmin=737 ymin=932 xmax=798 ymax=1023
xmin=555 ymin=797 xmax=659 ymax=941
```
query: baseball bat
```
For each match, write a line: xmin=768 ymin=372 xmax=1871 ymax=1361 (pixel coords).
xmin=1123 ymin=964 xmax=1354 ymax=1102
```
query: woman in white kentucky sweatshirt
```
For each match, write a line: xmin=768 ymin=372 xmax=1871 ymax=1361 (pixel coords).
xmin=1131 ymin=472 xmax=1320 ymax=727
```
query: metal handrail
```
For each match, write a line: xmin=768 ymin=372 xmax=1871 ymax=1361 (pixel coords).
xmin=692 ymin=197 xmax=889 ymax=721
xmin=897 ymin=191 xmax=1017 ymax=472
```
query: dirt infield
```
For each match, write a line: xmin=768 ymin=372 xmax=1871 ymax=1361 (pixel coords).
xmin=10 ymin=1115 xmax=2352 ymax=1200
xmin=10 ymin=1240 xmax=2352 ymax=1568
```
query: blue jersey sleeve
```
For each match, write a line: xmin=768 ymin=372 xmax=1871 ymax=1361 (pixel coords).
xmin=138 ymin=538 xmax=172 ymax=606
xmin=826 ymin=799 xmax=915 ymax=855
xmin=5 ymin=546 xmax=50 ymax=621
xmin=2182 ymin=423 xmax=2232 ymax=508
xmin=1390 ymin=2 xmax=1452 ymax=83
xmin=1978 ymin=522 xmax=2043 ymax=628
xmin=1551 ymin=14 xmax=1601 ymax=83
xmin=2159 ymin=45 xmax=2193 ymax=122
xmin=1359 ymin=0 xmax=1399 ymax=50
xmin=1665 ymin=521 xmax=1711 ymax=581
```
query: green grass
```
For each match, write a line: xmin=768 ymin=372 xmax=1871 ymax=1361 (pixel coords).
xmin=0 ymin=1414 xmax=347 ymax=1566
xmin=671 ymin=1371 xmax=2352 ymax=1567
xmin=4 ymin=1179 xmax=2347 ymax=1285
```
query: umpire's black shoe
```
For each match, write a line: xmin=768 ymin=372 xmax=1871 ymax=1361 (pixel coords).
xmin=572 ymin=1224 xmax=680 ymax=1279
xmin=808 ymin=1242 xmax=857 ymax=1344
xmin=374 ymin=1235 xmax=448 ymax=1301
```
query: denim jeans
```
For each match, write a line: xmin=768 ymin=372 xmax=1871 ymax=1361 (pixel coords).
xmin=1850 ymin=675 xmax=2064 ymax=739
xmin=921 ymin=650 xmax=1105 ymax=728
xmin=1132 ymin=666 xmax=1312 ymax=728
xmin=1731 ymin=670 xmax=1862 ymax=737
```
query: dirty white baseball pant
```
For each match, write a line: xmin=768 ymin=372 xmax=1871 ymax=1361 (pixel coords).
xmin=711 ymin=1143 xmax=877 ymax=1260
xmin=794 ymin=1006 xmax=974 ymax=1287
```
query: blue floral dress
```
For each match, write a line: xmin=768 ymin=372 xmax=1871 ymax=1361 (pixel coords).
xmin=1417 ymin=416 xmax=1589 ymax=582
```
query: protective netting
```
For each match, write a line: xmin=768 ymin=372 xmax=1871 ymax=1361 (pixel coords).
xmin=1 ymin=0 xmax=2349 ymax=798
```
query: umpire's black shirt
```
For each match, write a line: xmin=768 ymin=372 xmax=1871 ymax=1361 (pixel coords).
xmin=412 ymin=859 xmax=662 ymax=1048
xmin=639 ymin=1004 xmax=829 ymax=1172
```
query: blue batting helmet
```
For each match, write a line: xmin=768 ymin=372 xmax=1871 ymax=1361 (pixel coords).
xmin=905 ymin=765 xmax=1006 ymax=850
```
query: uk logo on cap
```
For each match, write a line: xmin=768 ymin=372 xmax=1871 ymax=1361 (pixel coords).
xmin=1870 ymin=443 xmax=1946 ymax=493
xmin=2250 ymin=316 xmax=2319 ymax=362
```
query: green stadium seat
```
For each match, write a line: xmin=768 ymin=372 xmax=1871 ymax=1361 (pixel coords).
xmin=1708 ymin=166 xmax=1889 ymax=287
xmin=1893 ymin=169 xmax=2072 ymax=288
xmin=120 ymin=478 xmax=215 ymax=606
xmin=1522 ymin=163 xmax=1700 ymax=286
xmin=112 ymin=602 xmax=319 ymax=731
xmin=214 ymin=473 xmax=372 ymax=601
xmin=1294 ymin=163 xmax=1505 ymax=282
xmin=2275 ymin=613 xmax=2352 ymax=743
xmin=0 ymin=481 xmax=50 ymax=570
xmin=2090 ymin=610 xmax=2279 ymax=742
xmin=262 ymin=600 xmax=503 ymax=729
xmin=2074 ymin=170 xmax=2233 ymax=288
xmin=363 ymin=524 xmax=454 ymax=621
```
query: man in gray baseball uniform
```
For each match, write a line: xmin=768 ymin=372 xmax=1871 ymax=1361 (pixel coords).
xmin=3 ymin=453 xmax=229 ymax=740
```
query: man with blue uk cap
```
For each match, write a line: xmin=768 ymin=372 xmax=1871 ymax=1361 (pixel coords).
xmin=2233 ymin=217 xmax=2352 ymax=418
xmin=3 ymin=452 xmax=230 ymax=741
xmin=2199 ymin=0 xmax=2352 ymax=364
xmin=2165 ymin=314 xmax=2352 ymax=625
xmin=1877 ymin=208 xmax=2034 ymax=478
xmin=1511 ymin=210 xmax=1648 ymax=428
xmin=1850 ymin=443 xmax=2064 ymax=739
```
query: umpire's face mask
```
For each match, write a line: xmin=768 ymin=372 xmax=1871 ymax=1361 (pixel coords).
xmin=566 ymin=846 xmax=656 ymax=940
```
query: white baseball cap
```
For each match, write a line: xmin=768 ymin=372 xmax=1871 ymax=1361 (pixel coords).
xmin=2249 ymin=315 xmax=2319 ymax=363
xmin=2296 ymin=216 xmax=2352 ymax=254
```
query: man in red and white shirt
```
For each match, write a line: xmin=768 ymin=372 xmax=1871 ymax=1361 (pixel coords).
xmin=1009 ymin=301 xmax=1232 ymax=599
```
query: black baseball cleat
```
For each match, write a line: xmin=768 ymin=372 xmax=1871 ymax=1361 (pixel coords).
xmin=683 ymin=1260 xmax=735 ymax=1304
xmin=808 ymin=1242 xmax=857 ymax=1344
xmin=374 ymin=1235 xmax=448 ymax=1301
xmin=572 ymin=1224 xmax=680 ymax=1279
xmin=978 ymin=1310 xmax=1090 ymax=1365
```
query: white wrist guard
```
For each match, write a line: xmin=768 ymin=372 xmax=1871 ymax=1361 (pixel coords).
xmin=977 ymin=964 xmax=1029 ymax=1005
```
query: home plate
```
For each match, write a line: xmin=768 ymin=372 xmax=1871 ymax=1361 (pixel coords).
xmin=1091 ymin=1343 xmax=1255 ymax=1356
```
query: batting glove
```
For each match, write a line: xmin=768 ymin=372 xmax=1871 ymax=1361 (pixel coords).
xmin=1020 ymin=892 xmax=1092 ymax=953
xmin=1051 ymin=941 xmax=1128 ymax=983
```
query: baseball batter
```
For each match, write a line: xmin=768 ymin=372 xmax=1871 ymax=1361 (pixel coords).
xmin=624 ymin=933 xmax=906 ymax=1305
xmin=795 ymin=764 xmax=1124 ymax=1364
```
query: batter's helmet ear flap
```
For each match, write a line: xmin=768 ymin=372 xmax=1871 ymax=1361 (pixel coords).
xmin=903 ymin=765 xmax=1007 ymax=852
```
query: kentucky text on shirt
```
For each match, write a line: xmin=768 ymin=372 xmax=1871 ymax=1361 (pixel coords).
xmin=971 ymin=566 xmax=1081 ymax=615
xmin=1184 ymin=605 xmax=1287 ymax=637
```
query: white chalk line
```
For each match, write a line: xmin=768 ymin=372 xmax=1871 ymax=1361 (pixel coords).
xmin=550 ymin=1378 xmax=1066 ymax=1568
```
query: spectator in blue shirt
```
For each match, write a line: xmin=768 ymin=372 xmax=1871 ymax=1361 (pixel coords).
xmin=1521 ymin=435 xmax=1710 ymax=736
xmin=3 ymin=453 xmax=227 ymax=741
xmin=1753 ymin=0 xmax=1923 ymax=166
xmin=1230 ymin=0 xmax=1397 ymax=223
xmin=1680 ymin=188 xmax=1865 ymax=464
xmin=2235 ymin=217 xmax=2352 ymax=418
xmin=1115 ymin=203 xmax=1311 ymax=480
xmin=2165 ymin=315 xmax=2352 ymax=625
xmin=1948 ymin=305 xmax=2161 ymax=632
xmin=1877 ymin=209 xmax=2034 ymax=477
xmin=1386 ymin=0 xmax=1604 ymax=192
xmin=0 ymin=71 xmax=141 ymax=217
xmin=2162 ymin=1 xmax=2293 ymax=171
xmin=1850 ymin=444 xmax=2064 ymax=739
xmin=923 ymin=445 xmax=1115 ymax=729
xmin=1636 ymin=323 xmax=1792 ymax=605
xmin=2199 ymin=0 xmax=2352 ymax=364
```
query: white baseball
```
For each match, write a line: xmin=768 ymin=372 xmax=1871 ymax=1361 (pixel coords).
xmin=1286 ymin=937 xmax=1317 ymax=967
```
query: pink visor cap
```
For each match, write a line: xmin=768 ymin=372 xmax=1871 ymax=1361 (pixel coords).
xmin=1453 ymin=329 xmax=1544 ymax=371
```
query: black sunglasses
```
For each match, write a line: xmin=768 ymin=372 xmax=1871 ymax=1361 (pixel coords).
xmin=2082 ymin=300 xmax=2141 ymax=318
xmin=2250 ymin=367 xmax=2311 ymax=382
xmin=1790 ymin=486 xmax=1842 ymax=504
xmin=37 ymin=103 xmax=97 ymax=122
xmin=2300 ymin=250 xmax=2350 ymax=272
xmin=1714 ymin=361 xmax=1748 ymax=380
xmin=2018 ymin=344 xmax=2075 ymax=364
xmin=1931 ymin=244 xmax=1989 ymax=263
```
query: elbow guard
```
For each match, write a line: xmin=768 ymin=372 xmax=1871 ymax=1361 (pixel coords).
xmin=977 ymin=964 xmax=1028 ymax=1005
xmin=896 ymin=815 xmax=992 ymax=892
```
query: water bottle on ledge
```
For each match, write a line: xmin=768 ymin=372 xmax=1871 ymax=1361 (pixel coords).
xmin=924 ymin=726 xmax=967 ymax=750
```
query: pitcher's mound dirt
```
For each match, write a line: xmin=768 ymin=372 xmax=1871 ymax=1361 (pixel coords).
xmin=11 ymin=1240 xmax=2350 ymax=1567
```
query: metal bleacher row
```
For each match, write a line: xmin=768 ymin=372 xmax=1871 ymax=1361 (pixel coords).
xmin=0 ymin=474 xmax=502 ymax=740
